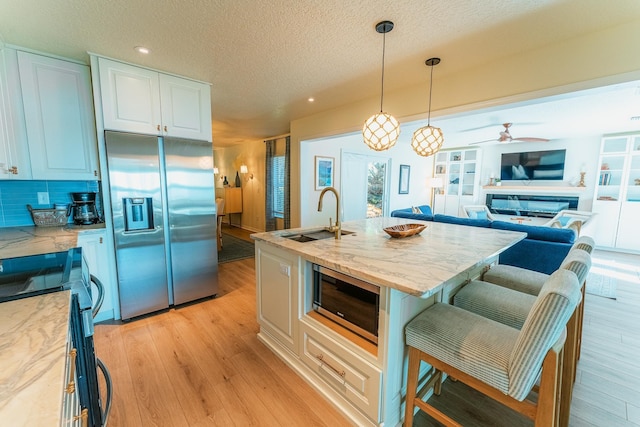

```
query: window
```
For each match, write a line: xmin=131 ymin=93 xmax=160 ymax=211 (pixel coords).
xmin=272 ymin=155 xmax=285 ymax=218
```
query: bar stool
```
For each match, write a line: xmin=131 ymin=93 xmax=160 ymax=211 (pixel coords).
xmin=482 ymin=236 xmax=594 ymax=363
xmin=453 ymin=248 xmax=591 ymax=427
xmin=404 ymin=269 xmax=580 ymax=427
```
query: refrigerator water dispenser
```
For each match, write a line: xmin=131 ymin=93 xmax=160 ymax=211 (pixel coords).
xmin=123 ymin=197 xmax=153 ymax=231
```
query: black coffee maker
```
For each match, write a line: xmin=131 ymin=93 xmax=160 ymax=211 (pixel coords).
xmin=71 ymin=192 xmax=100 ymax=225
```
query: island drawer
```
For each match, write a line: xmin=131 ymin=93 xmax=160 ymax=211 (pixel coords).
xmin=300 ymin=321 xmax=382 ymax=422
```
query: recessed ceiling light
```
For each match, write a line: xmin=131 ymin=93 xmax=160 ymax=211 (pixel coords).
xmin=631 ymin=116 xmax=640 ymax=121
xmin=308 ymin=97 xmax=315 ymax=102
xmin=134 ymin=46 xmax=151 ymax=54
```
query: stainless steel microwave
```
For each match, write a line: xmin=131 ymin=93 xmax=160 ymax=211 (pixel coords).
xmin=312 ymin=264 xmax=380 ymax=344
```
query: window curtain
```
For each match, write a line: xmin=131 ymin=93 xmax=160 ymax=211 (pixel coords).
xmin=265 ymin=139 xmax=276 ymax=231
xmin=284 ymin=136 xmax=291 ymax=229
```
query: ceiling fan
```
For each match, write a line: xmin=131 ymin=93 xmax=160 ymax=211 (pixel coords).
xmin=469 ymin=123 xmax=549 ymax=145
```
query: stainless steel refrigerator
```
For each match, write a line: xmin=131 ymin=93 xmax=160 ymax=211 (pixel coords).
xmin=105 ymin=131 xmax=218 ymax=319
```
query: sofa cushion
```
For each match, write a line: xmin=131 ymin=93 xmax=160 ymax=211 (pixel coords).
xmin=434 ymin=214 xmax=492 ymax=228
xmin=491 ymin=221 xmax=575 ymax=244
xmin=390 ymin=205 xmax=434 ymax=221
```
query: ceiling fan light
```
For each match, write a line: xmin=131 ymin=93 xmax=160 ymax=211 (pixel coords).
xmin=363 ymin=112 xmax=400 ymax=151
xmin=411 ymin=125 xmax=444 ymax=157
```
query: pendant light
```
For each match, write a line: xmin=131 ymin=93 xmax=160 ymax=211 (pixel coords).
xmin=411 ymin=57 xmax=444 ymax=157
xmin=363 ymin=20 xmax=400 ymax=151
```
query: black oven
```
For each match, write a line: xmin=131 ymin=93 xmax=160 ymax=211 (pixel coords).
xmin=312 ymin=264 xmax=380 ymax=344
xmin=0 ymin=248 xmax=111 ymax=426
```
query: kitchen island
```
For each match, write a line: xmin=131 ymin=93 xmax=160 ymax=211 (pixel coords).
xmin=252 ymin=217 xmax=526 ymax=426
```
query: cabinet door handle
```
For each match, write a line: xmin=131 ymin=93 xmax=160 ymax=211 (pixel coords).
xmin=157 ymin=124 xmax=161 ymax=131
xmin=99 ymin=237 xmax=103 ymax=244
xmin=163 ymin=125 xmax=168 ymax=132
xmin=66 ymin=348 xmax=77 ymax=394
xmin=94 ymin=170 xmax=98 ymax=177
xmin=316 ymin=354 xmax=345 ymax=383
xmin=74 ymin=408 xmax=88 ymax=427
xmin=8 ymin=166 xmax=18 ymax=175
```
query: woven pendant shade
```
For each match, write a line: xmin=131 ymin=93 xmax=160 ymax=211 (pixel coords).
xmin=411 ymin=57 xmax=443 ymax=157
xmin=363 ymin=112 xmax=400 ymax=151
xmin=363 ymin=21 xmax=399 ymax=151
xmin=411 ymin=125 xmax=444 ymax=157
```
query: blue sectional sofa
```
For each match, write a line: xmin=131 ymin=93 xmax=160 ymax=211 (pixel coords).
xmin=390 ymin=207 xmax=575 ymax=274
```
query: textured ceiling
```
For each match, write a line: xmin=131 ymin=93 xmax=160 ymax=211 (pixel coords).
xmin=1 ymin=0 xmax=640 ymax=146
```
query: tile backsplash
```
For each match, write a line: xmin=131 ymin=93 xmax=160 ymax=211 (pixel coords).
xmin=0 ymin=180 xmax=101 ymax=227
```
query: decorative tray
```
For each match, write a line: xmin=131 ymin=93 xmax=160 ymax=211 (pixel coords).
xmin=383 ymin=223 xmax=427 ymax=238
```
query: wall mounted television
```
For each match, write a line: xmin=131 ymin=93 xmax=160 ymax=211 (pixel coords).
xmin=500 ymin=149 xmax=566 ymax=181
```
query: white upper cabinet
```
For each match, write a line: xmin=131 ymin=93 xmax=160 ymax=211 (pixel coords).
xmin=17 ymin=51 xmax=99 ymax=180
xmin=0 ymin=49 xmax=32 ymax=179
xmin=98 ymin=57 xmax=212 ymax=142
xmin=98 ymin=58 xmax=161 ymax=136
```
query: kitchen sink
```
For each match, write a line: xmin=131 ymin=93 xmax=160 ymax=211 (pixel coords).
xmin=283 ymin=228 xmax=354 ymax=242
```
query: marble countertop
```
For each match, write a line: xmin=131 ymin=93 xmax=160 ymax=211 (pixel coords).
xmin=0 ymin=291 xmax=71 ymax=426
xmin=0 ymin=224 xmax=105 ymax=259
xmin=251 ymin=217 xmax=526 ymax=297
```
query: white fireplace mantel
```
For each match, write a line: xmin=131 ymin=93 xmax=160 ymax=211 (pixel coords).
xmin=482 ymin=185 xmax=587 ymax=196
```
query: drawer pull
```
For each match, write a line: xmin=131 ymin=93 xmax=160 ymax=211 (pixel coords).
xmin=74 ymin=408 xmax=88 ymax=427
xmin=66 ymin=348 xmax=77 ymax=394
xmin=316 ymin=354 xmax=345 ymax=383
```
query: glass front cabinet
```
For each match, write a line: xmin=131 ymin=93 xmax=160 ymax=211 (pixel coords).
xmin=592 ymin=134 xmax=640 ymax=250
xmin=433 ymin=148 xmax=480 ymax=216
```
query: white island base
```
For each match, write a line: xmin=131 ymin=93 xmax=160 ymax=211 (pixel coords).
xmin=252 ymin=217 xmax=525 ymax=426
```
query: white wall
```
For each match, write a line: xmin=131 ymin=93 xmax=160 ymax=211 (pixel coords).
xmin=213 ymin=139 xmax=265 ymax=232
xmin=300 ymin=130 xmax=433 ymax=227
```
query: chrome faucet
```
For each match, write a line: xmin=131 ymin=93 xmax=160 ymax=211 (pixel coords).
xmin=317 ymin=186 xmax=341 ymax=240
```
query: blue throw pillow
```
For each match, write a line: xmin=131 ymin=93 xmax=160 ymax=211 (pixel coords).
xmin=558 ymin=216 xmax=571 ymax=226
xmin=475 ymin=210 xmax=488 ymax=220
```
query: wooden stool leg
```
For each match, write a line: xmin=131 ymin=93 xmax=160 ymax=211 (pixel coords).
xmin=535 ymin=349 xmax=562 ymax=427
xmin=404 ymin=347 xmax=421 ymax=427
xmin=559 ymin=309 xmax=578 ymax=427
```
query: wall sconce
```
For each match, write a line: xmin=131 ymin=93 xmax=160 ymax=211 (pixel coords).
xmin=213 ymin=167 xmax=224 ymax=180
xmin=240 ymin=164 xmax=253 ymax=180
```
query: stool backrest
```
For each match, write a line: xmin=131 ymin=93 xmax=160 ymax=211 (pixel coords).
xmin=216 ymin=198 xmax=225 ymax=215
xmin=561 ymin=249 xmax=592 ymax=284
xmin=508 ymin=269 xmax=580 ymax=400
xmin=571 ymin=235 xmax=595 ymax=254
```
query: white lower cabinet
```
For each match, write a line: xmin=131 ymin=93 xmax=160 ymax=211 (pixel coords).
xmin=77 ymin=229 xmax=116 ymax=322
xmin=300 ymin=320 xmax=382 ymax=423
xmin=256 ymin=242 xmax=299 ymax=354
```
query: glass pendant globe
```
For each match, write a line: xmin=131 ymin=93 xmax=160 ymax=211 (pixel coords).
xmin=363 ymin=112 xmax=401 ymax=151
xmin=411 ymin=125 xmax=444 ymax=157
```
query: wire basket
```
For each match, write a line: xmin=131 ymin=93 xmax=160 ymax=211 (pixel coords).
xmin=27 ymin=204 xmax=69 ymax=227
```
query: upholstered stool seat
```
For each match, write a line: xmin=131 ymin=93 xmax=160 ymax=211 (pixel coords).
xmin=483 ymin=236 xmax=594 ymax=296
xmin=404 ymin=269 xmax=580 ymax=427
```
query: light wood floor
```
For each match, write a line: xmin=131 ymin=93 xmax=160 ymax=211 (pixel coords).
xmin=95 ymin=244 xmax=640 ymax=427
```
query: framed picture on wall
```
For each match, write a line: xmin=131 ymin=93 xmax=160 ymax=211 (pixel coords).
xmin=399 ymin=164 xmax=410 ymax=194
xmin=315 ymin=156 xmax=334 ymax=190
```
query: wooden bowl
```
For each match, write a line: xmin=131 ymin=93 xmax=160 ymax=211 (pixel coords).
xmin=383 ymin=223 xmax=427 ymax=238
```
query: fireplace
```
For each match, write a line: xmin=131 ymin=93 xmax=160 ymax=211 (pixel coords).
xmin=486 ymin=194 xmax=578 ymax=218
